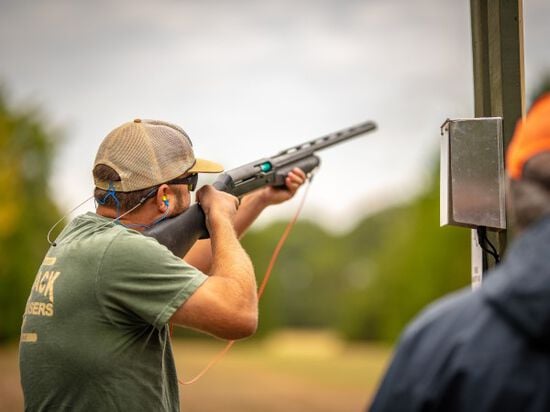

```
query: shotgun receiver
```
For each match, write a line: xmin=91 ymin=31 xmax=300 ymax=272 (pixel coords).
xmin=144 ymin=121 xmax=377 ymax=257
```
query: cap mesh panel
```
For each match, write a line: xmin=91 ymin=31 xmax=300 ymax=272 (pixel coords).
xmin=94 ymin=120 xmax=195 ymax=192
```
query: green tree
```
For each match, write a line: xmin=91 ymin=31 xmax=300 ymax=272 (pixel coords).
xmin=0 ymin=89 xmax=62 ymax=342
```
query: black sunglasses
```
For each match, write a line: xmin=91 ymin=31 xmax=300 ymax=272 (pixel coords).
xmin=167 ymin=174 xmax=199 ymax=191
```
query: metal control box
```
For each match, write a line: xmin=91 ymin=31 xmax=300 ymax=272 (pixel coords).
xmin=440 ymin=117 xmax=506 ymax=230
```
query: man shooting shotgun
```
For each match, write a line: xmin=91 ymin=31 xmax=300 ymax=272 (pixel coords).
xmin=19 ymin=118 xmax=375 ymax=411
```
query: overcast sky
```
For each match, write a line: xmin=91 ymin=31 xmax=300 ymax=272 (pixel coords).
xmin=1 ymin=0 xmax=549 ymax=232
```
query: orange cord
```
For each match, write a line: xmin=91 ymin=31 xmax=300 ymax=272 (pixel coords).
xmin=178 ymin=179 xmax=312 ymax=385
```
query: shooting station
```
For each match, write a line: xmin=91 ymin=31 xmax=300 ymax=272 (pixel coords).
xmin=440 ymin=0 xmax=524 ymax=288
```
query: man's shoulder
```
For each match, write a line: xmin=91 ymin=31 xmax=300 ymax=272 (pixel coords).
xmin=398 ymin=282 xmax=522 ymax=371
xmin=393 ymin=286 xmax=507 ymax=372
xmin=64 ymin=213 xmax=184 ymax=271
xmin=103 ymin=225 xmax=180 ymax=265
xmin=403 ymin=287 xmax=482 ymax=342
xmin=370 ymin=289 xmax=486 ymax=410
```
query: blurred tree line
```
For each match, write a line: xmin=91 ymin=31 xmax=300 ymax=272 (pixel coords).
xmin=0 ymin=89 xmax=62 ymax=343
xmin=0 ymin=88 xmax=471 ymax=344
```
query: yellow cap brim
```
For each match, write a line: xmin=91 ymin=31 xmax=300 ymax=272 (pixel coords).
xmin=187 ymin=158 xmax=224 ymax=174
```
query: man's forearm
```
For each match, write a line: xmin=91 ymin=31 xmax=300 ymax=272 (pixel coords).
xmin=209 ymin=214 xmax=257 ymax=309
xmin=233 ymin=191 xmax=270 ymax=238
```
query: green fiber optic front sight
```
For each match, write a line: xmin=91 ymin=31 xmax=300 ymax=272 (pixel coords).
xmin=260 ymin=162 xmax=272 ymax=172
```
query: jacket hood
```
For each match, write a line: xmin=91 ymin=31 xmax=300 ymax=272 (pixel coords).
xmin=483 ymin=216 xmax=550 ymax=345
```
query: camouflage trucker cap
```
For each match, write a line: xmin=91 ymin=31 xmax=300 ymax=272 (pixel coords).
xmin=94 ymin=119 xmax=223 ymax=192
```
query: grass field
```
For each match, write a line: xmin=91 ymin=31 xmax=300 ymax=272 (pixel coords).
xmin=1 ymin=330 xmax=392 ymax=411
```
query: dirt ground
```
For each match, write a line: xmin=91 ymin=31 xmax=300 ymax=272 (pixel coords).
xmin=1 ymin=331 xmax=391 ymax=411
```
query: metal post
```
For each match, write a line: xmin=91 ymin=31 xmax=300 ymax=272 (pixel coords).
xmin=469 ymin=0 xmax=525 ymax=274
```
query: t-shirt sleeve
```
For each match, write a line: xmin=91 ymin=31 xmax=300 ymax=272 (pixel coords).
xmin=96 ymin=230 xmax=208 ymax=329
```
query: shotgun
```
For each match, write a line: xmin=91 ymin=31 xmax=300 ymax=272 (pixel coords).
xmin=144 ymin=121 xmax=377 ymax=257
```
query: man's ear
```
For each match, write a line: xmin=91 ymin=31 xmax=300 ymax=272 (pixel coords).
xmin=156 ymin=184 xmax=171 ymax=212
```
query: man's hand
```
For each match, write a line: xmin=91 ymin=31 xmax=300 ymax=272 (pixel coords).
xmin=253 ymin=167 xmax=307 ymax=207
xmin=196 ymin=185 xmax=240 ymax=233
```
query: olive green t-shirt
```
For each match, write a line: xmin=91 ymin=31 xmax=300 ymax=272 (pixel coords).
xmin=19 ymin=212 xmax=208 ymax=411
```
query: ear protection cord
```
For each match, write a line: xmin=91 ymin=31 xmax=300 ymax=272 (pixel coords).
xmin=176 ymin=176 xmax=313 ymax=385
xmin=47 ymin=195 xmax=96 ymax=247
xmin=47 ymin=185 xmax=162 ymax=246
xmin=121 ymin=207 xmax=170 ymax=229
xmin=96 ymin=182 xmax=122 ymax=217
xmin=119 ymin=194 xmax=171 ymax=230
